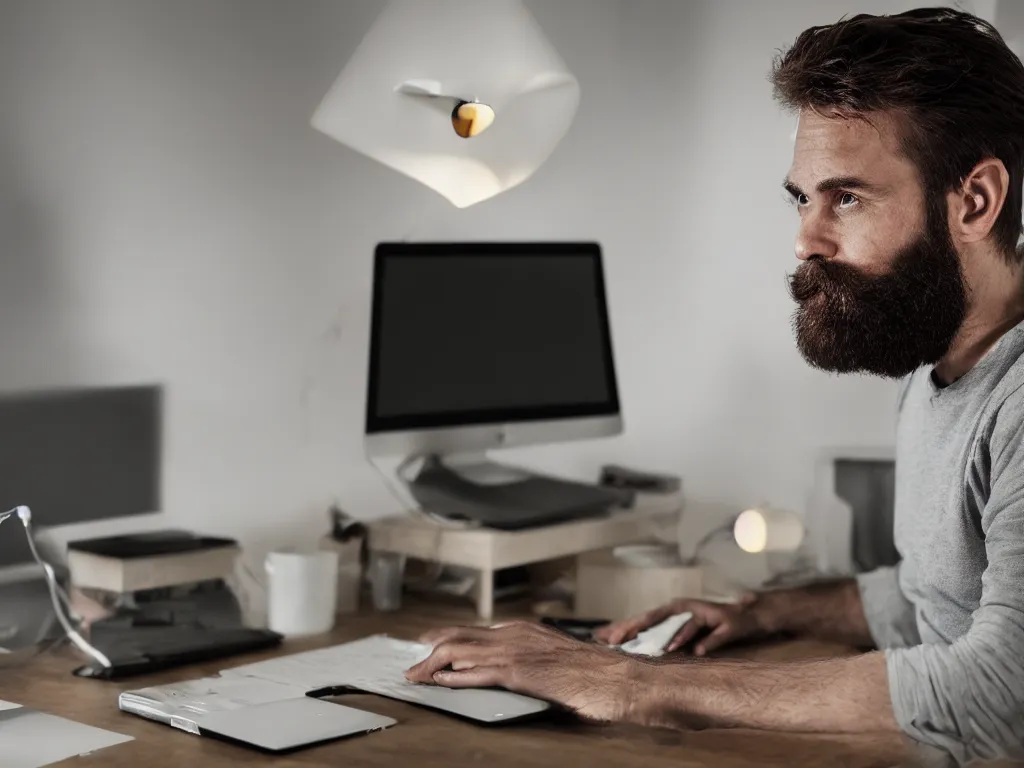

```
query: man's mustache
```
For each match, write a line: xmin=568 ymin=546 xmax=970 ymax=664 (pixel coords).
xmin=788 ymin=258 xmax=872 ymax=303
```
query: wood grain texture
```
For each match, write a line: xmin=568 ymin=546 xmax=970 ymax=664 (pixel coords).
xmin=0 ymin=600 xmax=939 ymax=767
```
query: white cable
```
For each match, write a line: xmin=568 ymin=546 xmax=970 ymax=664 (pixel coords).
xmin=364 ymin=454 xmax=472 ymax=588
xmin=4 ymin=506 xmax=112 ymax=669
xmin=4 ymin=507 xmax=80 ymax=621
xmin=0 ymin=506 xmax=78 ymax=617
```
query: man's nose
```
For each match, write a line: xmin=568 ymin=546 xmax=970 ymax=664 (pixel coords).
xmin=795 ymin=211 xmax=838 ymax=261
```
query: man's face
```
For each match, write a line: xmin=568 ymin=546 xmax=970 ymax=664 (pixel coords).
xmin=785 ymin=110 xmax=967 ymax=378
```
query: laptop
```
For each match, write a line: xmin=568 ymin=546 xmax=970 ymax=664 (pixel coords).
xmin=120 ymin=635 xmax=550 ymax=752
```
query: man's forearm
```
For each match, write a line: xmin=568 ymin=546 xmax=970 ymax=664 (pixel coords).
xmin=626 ymin=651 xmax=897 ymax=733
xmin=752 ymin=579 xmax=875 ymax=647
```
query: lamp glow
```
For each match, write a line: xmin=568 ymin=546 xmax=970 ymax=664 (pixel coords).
xmin=734 ymin=509 xmax=768 ymax=553
xmin=733 ymin=507 xmax=804 ymax=554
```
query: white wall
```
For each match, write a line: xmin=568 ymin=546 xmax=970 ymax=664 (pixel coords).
xmin=0 ymin=0 xmax=949 ymax=564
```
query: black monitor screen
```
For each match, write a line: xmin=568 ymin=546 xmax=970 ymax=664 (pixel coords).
xmin=0 ymin=385 xmax=162 ymax=566
xmin=366 ymin=243 xmax=620 ymax=432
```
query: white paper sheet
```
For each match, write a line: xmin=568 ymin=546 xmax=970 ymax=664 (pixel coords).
xmin=0 ymin=699 xmax=23 ymax=712
xmin=0 ymin=707 xmax=133 ymax=768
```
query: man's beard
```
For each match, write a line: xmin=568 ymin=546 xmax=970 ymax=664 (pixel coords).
xmin=787 ymin=203 xmax=967 ymax=379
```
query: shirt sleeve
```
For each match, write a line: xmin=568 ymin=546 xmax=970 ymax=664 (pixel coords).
xmin=856 ymin=564 xmax=921 ymax=649
xmin=884 ymin=391 xmax=1024 ymax=763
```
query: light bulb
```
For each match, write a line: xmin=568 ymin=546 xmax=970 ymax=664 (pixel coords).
xmin=451 ymin=101 xmax=495 ymax=138
xmin=734 ymin=509 xmax=769 ymax=553
xmin=733 ymin=506 xmax=804 ymax=554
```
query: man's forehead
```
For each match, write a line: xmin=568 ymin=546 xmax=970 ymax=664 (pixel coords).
xmin=788 ymin=109 xmax=913 ymax=185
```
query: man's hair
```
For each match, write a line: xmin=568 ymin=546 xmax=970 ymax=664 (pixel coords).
xmin=771 ymin=7 xmax=1024 ymax=261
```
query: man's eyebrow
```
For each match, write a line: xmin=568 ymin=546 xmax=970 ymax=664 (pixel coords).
xmin=783 ymin=176 xmax=881 ymax=197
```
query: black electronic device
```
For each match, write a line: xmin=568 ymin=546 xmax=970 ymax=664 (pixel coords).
xmin=540 ymin=616 xmax=610 ymax=641
xmin=365 ymin=242 xmax=621 ymax=439
xmin=365 ymin=243 xmax=627 ymax=530
xmin=599 ymin=464 xmax=681 ymax=494
xmin=73 ymin=626 xmax=283 ymax=680
xmin=407 ymin=457 xmax=625 ymax=531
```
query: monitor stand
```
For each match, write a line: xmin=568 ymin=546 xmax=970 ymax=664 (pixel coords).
xmin=436 ymin=453 xmax=536 ymax=486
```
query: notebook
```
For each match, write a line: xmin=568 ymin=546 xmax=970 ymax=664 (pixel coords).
xmin=119 ymin=674 xmax=394 ymax=751
xmin=1 ymin=699 xmax=133 ymax=768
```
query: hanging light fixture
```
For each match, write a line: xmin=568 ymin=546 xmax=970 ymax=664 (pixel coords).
xmin=310 ymin=0 xmax=581 ymax=208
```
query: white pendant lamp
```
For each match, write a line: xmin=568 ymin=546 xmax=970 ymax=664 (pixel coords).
xmin=310 ymin=0 xmax=581 ymax=208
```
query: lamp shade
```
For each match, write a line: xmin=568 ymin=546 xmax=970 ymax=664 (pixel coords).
xmin=733 ymin=507 xmax=805 ymax=554
xmin=311 ymin=0 xmax=580 ymax=208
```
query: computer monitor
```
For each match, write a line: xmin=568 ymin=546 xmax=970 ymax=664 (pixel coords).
xmin=0 ymin=385 xmax=162 ymax=567
xmin=364 ymin=242 xmax=623 ymax=464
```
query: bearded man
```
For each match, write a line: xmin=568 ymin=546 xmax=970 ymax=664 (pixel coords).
xmin=405 ymin=8 xmax=1024 ymax=764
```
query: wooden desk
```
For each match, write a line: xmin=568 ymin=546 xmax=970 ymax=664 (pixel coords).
xmin=0 ymin=602 xmax=935 ymax=768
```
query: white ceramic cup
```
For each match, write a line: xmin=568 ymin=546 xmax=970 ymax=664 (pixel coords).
xmin=265 ymin=549 xmax=339 ymax=637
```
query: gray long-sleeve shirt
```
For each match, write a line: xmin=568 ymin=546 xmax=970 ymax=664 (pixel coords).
xmin=856 ymin=321 xmax=1024 ymax=764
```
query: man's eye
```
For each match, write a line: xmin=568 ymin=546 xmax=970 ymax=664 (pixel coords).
xmin=795 ymin=193 xmax=809 ymax=206
xmin=838 ymin=192 xmax=858 ymax=208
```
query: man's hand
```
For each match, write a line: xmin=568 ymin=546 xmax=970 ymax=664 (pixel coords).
xmin=404 ymin=621 xmax=640 ymax=722
xmin=596 ymin=579 xmax=876 ymax=653
xmin=594 ymin=594 xmax=763 ymax=656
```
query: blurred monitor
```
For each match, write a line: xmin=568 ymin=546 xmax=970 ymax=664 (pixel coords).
xmin=0 ymin=385 xmax=162 ymax=567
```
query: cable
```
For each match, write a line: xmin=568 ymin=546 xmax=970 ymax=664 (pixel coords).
xmin=2 ymin=506 xmax=112 ymax=669
xmin=364 ymin=453 xmax=475 ymax=589
xmin=366 ymin=452 xmax=475 ymax=529
xmin=226 ymin=558 xmax=266 ymax=623
xmin=241 ymin=559 xmax=265 ymax=591
xmin=680 ymin=518 xmax=739 ymax=566
xmin=0 ymin=506 xmax=79 ymax=620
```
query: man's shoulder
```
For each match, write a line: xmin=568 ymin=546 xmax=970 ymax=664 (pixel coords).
xmin=985 ymin=332 xmax=1024 ymax=424
xmin=988 ymin=371 xmax=1024 ymax=443
xmin=978 ymin=343 xmax=1024 ymax=472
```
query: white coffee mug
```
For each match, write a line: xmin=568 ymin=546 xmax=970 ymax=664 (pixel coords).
xmin=265 ymin=549 xmax=339 ymax=637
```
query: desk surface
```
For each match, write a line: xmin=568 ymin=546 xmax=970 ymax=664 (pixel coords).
xmin=1 ymin=602 xmax=931 ymax=768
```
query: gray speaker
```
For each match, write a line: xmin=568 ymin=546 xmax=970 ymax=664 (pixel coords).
xmin=833 ymin=458 xmax=899 ymax=572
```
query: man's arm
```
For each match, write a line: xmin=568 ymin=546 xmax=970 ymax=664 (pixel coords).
xmin=875 ymin=395 xmax=1024 ymax=763
xmin=645 ymin=392 xmax=1024 ymax=760
xmin=600 ymin=577 xmax=885 ymax=654
xmin=407 ymin=621 xmax=899 ymax=733
xmin=627 ymin=651 xmax=897 ymax=733
xmin=752 ymin=578 xmax=876 ymax=647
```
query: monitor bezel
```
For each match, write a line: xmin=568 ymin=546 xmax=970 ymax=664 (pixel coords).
xmin=365 ymin=241 xmax=622 ymax=438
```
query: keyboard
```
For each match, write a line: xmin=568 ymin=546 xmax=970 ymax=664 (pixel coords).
xmin=225 ymin=634 xmax=550 ymax=723
xmin=73 ymin=626 xmax=283 ymax=680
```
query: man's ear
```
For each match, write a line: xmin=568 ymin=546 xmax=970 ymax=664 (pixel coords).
xmin=950 ymin=158 xmax=1010 ymax=245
